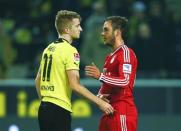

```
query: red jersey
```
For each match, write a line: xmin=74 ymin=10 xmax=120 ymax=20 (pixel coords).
xmin=98 ymin=44 xmax=138 ymax=131
xmin=98 ymin=44 xmax=137 ymax=106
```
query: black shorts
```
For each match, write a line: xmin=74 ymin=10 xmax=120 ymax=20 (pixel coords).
xmin=38 ymin=101 xmax=71 ymax=131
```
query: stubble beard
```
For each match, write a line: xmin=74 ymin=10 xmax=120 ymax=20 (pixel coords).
xmin=104 ymin=35 xmax=115 ymax=47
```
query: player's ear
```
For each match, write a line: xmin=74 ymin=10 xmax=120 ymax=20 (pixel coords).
xmin=114 ymin=29 xmax=121 ymax=37
xmin=64 ymin=27 xmax=70 ymax=34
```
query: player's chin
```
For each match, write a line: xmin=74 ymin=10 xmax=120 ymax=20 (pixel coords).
xmin=73 ymin=35 xmax=80 ymax=39
xmin=77 ymin=34 xmax=81 ymax=38
xmin=103 ymin=41 xmax=109 ymax=45
xmin=102 ymin=40 xmax=106 ymax=44
xmin=103 ymin=39 xmax=109 ymax=44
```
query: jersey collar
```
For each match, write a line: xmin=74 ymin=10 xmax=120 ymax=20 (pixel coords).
xmin=111 ymin=44 xmax=124 ymax=56
xmin=54 ymin=38 xmax=70 ymax=44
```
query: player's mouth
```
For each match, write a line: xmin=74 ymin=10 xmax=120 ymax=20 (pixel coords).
xmin=103 ymin=38 xmax=107 ymax=41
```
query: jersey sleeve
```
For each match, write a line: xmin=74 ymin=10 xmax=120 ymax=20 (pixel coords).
xmin=99 ymin=48 xmax=133 ymax=88
xmin=65 ymin=47 xmax=80 ymax=70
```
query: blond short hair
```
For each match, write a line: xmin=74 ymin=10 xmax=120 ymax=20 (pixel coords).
xmin=55 ymin=10 xmax=81 ymax=34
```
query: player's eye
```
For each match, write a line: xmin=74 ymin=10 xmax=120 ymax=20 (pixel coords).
xmin=103 ymin=28 xmax=108 ymax=32
xmin=76 ymin=24 xmax=80 ymax=27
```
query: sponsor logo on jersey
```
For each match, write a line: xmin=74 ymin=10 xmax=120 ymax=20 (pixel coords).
xmin=41 ymin=85 xmax=54 ymax=91
xmin=123 ymin=64 xmax=132 ymax=74
xmin=74 ymin=53 xmax=80 ymax=61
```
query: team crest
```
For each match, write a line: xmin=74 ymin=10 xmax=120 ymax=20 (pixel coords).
xmin=103 ymin=68 xmax=107 ymax=73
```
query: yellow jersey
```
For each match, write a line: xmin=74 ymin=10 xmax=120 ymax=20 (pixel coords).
xmin=40 ymin=38 xmax=80 ymax=112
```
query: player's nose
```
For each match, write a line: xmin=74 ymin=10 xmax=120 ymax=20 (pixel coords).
xmin=80 ymin=26 xmax=83 ymax=31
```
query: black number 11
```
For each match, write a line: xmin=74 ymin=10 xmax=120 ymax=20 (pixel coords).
xmin=42 ymin=53 xmax=53 ymax=81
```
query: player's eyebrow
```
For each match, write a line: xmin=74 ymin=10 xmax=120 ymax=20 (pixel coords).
xmin=75 ymin=23 xmax=80 ymax=27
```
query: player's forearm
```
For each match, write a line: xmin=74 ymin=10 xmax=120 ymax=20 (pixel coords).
xmin=99 ymin=73 xmax=130 ymax=87
xmin=71 ymin=83 xmax=102 ymax=106
xmin=67 ymin=70 xmax=103 ymax=106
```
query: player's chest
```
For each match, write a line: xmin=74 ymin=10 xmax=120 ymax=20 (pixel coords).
xmin=103 ymin=55 xmax=119 ymax=74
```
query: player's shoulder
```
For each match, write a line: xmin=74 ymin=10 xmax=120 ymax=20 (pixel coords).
xmin=127 ymin=46 xmax=137 ymax=56
xmin=116 ymin=44 xmax=128 ymax=54
xmin=54 ymin=38 xmax=77 ymax=51
xmin=127 ymin=47 xmax=137 ymax=60
xmin=64 ymin=43 xmax=77 ymax=53
xmin=43 ymin=39 xmax=77 ymax=54
xmin=116 ymin=45 xmax=137 ymax=60
xmin=43 ymin=42 xmax=59 ymax=53
xmin=120 ymin=45 xmax=136 ymax=54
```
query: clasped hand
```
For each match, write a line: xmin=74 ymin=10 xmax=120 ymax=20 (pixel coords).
xmin=85 ymin=63 xmax=101 ymax=79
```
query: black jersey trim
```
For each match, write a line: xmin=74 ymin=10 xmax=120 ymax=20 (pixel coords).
xmin=54 ymin=38 xmax=70 ymax=44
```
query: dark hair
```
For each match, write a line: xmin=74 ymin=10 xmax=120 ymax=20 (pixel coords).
xmin=55 ymin=10 xmax=81 ymax=34
xmin=105 ymin=16 xmax=128 ymax=38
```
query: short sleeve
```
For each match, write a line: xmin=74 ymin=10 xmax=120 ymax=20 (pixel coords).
xmin=65 ymin=48 xmax=80 ymax=70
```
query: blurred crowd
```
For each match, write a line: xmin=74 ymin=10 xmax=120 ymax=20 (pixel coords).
xmin=0 ymin=0 xmax=181 ymax=79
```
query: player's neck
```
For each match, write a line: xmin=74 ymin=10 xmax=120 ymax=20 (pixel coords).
xmin=113 ymin=39 xmax=124 ymax=51
xmin=59 ymin=34 xmax=72 ymax=44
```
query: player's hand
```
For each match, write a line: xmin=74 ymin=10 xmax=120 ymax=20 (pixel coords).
xmin=99 ymin=100 xmax=114 ymax=115
xmin=97 ymin=94 xmax=110 ymax=103
xmin=85 ymin=62 xmax=101 ymax=79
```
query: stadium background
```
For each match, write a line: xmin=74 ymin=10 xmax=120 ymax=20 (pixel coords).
xmin=0 ymin=0 xmax=181 ymax=130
